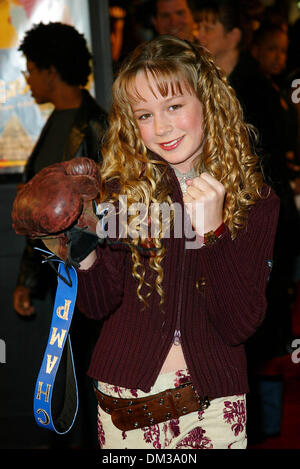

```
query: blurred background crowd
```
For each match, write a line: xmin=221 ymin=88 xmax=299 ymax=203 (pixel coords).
xmin=1 ymin=0 xmax=300 ymax=450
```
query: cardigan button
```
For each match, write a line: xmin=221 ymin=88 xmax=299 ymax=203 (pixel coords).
xmin=196 ymin=277 xmax=206 ymax=293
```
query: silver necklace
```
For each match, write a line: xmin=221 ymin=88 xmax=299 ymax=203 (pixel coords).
xmin=171 ymin=165 xmax=197 ymax=194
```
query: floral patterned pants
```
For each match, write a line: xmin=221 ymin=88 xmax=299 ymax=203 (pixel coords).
xmin=96 ymin=369 xmax=247 ymax=449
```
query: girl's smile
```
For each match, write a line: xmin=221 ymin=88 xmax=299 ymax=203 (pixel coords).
xmin=158 ymin=135 xmax=185 ymax=150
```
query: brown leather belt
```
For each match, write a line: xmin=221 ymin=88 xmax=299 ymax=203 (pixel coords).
xmin=94 ymin=382 xmax=211 ymax=431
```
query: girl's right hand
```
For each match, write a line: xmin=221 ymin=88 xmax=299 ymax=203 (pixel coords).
xmin=183 ymin=172 xmax=225 ymax=236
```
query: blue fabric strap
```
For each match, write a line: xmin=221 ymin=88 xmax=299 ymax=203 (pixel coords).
xmin=33 ymin=261 xmax=78 ymax=434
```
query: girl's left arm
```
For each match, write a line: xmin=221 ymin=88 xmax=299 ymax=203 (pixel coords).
xmin=198 ymin=188 xmax=280 ymax=345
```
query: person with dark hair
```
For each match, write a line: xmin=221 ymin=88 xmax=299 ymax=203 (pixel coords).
xmin=199 ymin=5 xmax=300 ymax=441
xmin=237 ymin=21 xmax=300 ymax=441
xmin=195 ymin=3 xmax=300 ymax=441
xmin=237 ymin=22 xmax=300 ymax=184
xmin=14 ymin=21 xmax=107 ymax=315
xmin=19 ymin=22 xmax=93 ymax=87
xmin=13 ymin=22 xmax=108 ymax=448
xmin=151 ymin=0 xmax=196 ymax=41
xmin=194 ymin=0 xmax=263 ymax=75
xmin=17 ymin=22 xmax=107 ymax=183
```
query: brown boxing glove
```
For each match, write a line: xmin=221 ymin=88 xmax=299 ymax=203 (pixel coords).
xmin=12 ymin=157 xmax=103 ymax=266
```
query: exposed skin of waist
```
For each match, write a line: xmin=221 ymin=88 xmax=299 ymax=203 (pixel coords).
xmin=159 ymin=344 xmax=187 ymax=374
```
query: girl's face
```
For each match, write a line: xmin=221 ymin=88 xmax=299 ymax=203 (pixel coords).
xmin=252 ymin=31 xmax=288 ymax=77
xmin=130 ymin=71 xmax=204 ymax=173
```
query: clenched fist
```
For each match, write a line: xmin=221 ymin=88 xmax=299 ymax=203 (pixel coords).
xmin=183 ymin=172 xmax=225 ymax=236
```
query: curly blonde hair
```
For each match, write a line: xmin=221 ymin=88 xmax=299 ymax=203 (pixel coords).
xmin=100 ymin=35 xmax=263 ymax=304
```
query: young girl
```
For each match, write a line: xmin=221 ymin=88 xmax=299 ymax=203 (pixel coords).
xmin=13 ymin=35 xmax=279 ymax=449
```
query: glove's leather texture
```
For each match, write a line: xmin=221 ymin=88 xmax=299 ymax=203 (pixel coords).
xmin=12 ymin=157 xmax=100 ymax=236
xmin=12 ymin=157 xmax=101 ymax=264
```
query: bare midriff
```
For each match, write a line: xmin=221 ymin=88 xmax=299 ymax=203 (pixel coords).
xmin=159 ymin=344 xmax=187 ymax=374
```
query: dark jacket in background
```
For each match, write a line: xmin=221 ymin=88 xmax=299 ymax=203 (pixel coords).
xmin=14 ymin=89 xmax=108 ymax=448
xmin=229 ymin=52 xmax=300 ymax=360
xmin=17 ymin=89 xmax=108 ymax=294
xmin=229 ymin=52 xmax=298 ymax=198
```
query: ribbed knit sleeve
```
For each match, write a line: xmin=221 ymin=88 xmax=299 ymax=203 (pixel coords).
xmin=198 ymin=188 xmax=280 ymax=345
xmin=76 ymin=243 xmax=126 ymax=320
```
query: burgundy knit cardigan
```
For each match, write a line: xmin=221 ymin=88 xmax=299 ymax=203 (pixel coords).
xmin=76 ymin=169 xmax=280 ymax=398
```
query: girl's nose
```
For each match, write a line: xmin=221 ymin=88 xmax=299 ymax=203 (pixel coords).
xmin=154 ymin=115 xmax=173 ymax=136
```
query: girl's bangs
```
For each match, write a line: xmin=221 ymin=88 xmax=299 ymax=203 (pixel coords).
xmin=123 ymin=65 xmax=193 ymax=104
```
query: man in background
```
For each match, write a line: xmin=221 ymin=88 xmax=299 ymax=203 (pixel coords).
xmin=14 ymin=22 xmax=107 ymax=316
xmin=151 ymin=0 xmax=196 ymax=41
xmin=13 ymin=22 xmax=107 ymax=448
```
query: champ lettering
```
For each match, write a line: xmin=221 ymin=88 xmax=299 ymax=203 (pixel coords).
xmin=34 ymin=297 xmax=73 ymax=425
